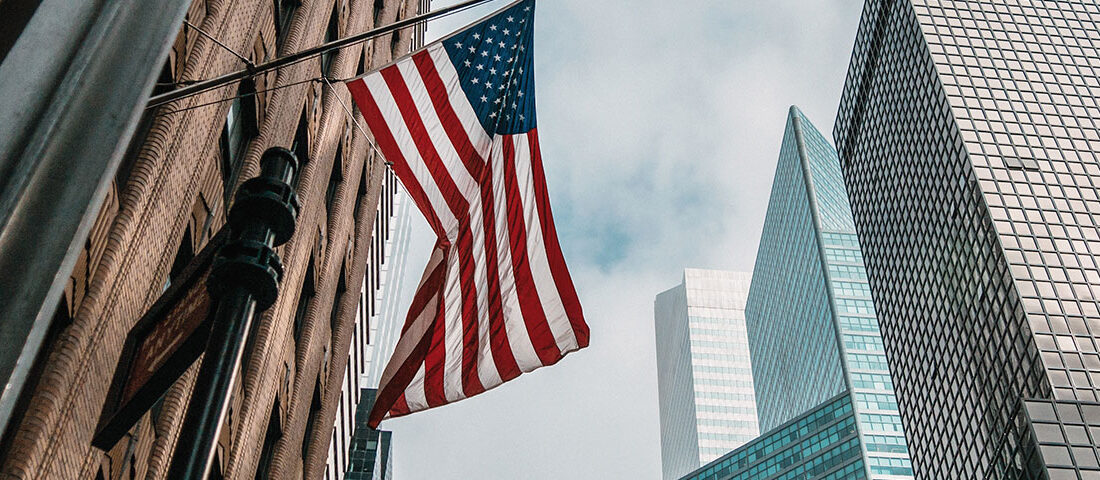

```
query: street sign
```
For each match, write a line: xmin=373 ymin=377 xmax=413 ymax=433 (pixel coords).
xmin=92 ymin=228 xmax=228 ymax=450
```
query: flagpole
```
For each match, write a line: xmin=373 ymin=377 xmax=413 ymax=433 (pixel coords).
xmin=147 ymin=0 xmax=495 ymax=110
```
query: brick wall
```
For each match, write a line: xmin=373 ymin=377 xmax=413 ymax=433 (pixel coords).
xmin=0 ymin=0 xmax=416 ymax=478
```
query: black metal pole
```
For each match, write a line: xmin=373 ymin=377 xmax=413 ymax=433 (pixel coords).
xmin=167 ymin=148 xmax=300 ymax=479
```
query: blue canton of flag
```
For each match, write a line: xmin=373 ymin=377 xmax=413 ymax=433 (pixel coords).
xmin=442 ymin=0 xmax=536 ymax=135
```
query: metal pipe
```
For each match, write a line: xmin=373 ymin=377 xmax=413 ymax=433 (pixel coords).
xmin=147 ymin=0 xmax=492 ymax=109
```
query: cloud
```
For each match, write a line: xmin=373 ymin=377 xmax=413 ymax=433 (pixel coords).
xmin=384 ymin=1 xmax=865 ymax=478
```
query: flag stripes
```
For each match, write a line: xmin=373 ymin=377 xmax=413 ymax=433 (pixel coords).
xmin=347 ymin=26 xmax=587 ymax=427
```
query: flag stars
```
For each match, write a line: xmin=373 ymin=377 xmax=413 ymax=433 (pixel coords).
xmin=471 ymin=78 xmax=479 ymax=84
xmin=455 ymin=41 xmax=463 ymax=48
xmin=489 ymin=67 xmax=497 ymax=75
xmin=473 ymin=33 xmax=481 ymax=39
xmin=519 ymin=114 xmax=525 ymax=121
xmin=507 ymin=16 xmax=514 ymax=22
xmin=503 ymin=29 xmax=510 ymax=35
xmin=490 ymin=24 xmax=497 ymax=31
xmin=481 ymin=50 xmax=489 ymax=57
xmin=498 ymin=41 xmax=506 ymax=48
xmin=468 ymin=46 xmax=476 ymax=53
xmin=463 ymin=60 xmax=471 ymax=67
xmin=476 ymin=64 xmax=484 ymax=70
xmin=489 ymin=112 xmax=497 ymax=118
xmin=480 ymin=95 xmax=488 ymax=103
xmin=485 ymin=81 xmax=493 ymax=89
xmin=494 ymin=54 xmax=502 ymax=61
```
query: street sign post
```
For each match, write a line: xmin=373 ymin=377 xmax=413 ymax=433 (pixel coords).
xmin=92 ymin=228 xmax=228 ymax=450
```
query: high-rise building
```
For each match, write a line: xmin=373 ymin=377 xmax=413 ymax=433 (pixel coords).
xmin=834 ymin=1 xmax=1100 ymax=478
xmin=0 ymin=1 xmax=424 ymax=478
xmin=325 ymin=175 xmax=412 ymax=479
xmin=680 ymin=393 xmax=865 ymax=480
xmin=733 ymin=106 xmax=913 ymax=479
xmin=656 ymin=269 xmax=759 ymax=480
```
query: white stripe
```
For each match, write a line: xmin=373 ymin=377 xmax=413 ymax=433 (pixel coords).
xmin=397 ymin=56 xmax=504 ymax=392
xmin=511 ymin=134 xmax=578 ymax=352
xmin=438 ymin=248 xmax=466 ymax=402
xmin=403 ymin=363 xmax=429 ymax=412
xmin=361 ymin=72 xmax=460 ymax=241
xmin=490 ymin=135 xmax=542 ymax=372
xmin=427 ymin=44 xmax=493 ymax=155
xmin=396 ymin=59 xmax=468 ymax=402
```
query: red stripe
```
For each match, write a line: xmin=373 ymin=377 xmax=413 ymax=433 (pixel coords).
xmin=423 ymin=304 xmax=448 ymax=407
xmin=346 ymin=77 xmax=447 ymax=240
xmin=391 ymin=394 xmax=410 ymax=417
xmin=380 ymin=67 xmax=486 ymax=398
xmin=412 ymin=50 xmax=485 ymax=179
xmin=501 ymin=136 xmax=561 ymax=365
xmin=527 ymin=130 xmax=588 ymax=347
xmin=412 ymin=49 xmax=520 ymax=381
xmin=401 ymin=248 xmax=448 ymax=335
xmin=475 ymin=167 xmax=522 ymax=381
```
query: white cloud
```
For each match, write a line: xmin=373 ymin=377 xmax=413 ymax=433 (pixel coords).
xmin=384 ymin=1 xmax=864 ymax=478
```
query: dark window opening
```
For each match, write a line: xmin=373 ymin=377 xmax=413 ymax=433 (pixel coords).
xmin=218 ymin=79 xmax=259 ymax=202
xmin=273 ymin=0 xmax=299 ymax=53
xmin=330 ymin=262 xmax=347 ymax=335
xmin=152 ymin=58 xmax=176 ymax=97
xmin=255 ymin=399 xmax=282 ymax=480
xmin=291 ymin=108 xmax=310 ymax=170
xmin=321 ymin=2 xmax=340 ymax=76
xmin=293 ymin=259 xmax=316 ymax=342
xmin=164 ymin=228 xmax=194 ymax=292
xmin=352 ymin=163 xmax=369 ymax=225
xmin=302 ymin=378 xmax=323 ymax=459
xmin=325 ymin=140 xmax=344 ymax=214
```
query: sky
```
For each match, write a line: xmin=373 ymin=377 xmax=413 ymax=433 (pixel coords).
xmin=383 ymin=0 xmax=865 ymax=478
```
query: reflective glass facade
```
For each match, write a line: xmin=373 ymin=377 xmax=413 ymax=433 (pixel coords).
xmin=834 ymin=1 xmax=1100 ymax=478
xmin=680 ymin=394 xmax=865 ymax=480
xmin=657 ymin=270 xmax=760 ymax=480
xmin=746 ymin=107 xmax=913 ymax=479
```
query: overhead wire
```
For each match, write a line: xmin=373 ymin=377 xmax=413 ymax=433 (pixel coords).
xmin=146 ymin=0 xmax=493 ymax=110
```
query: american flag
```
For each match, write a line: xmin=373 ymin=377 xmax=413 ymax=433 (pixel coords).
xmin=346 ymin=0 xmax=589 ymax=428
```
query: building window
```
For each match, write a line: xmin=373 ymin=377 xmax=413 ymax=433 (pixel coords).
xmin=291 ymin=108 xmax=310 ymax=169
xmin=273 ymin=0 xmax=299 ymax=53
xmin=325 ymin=140 xmax=344 ymax=215
xmin=255 ymin=399 xmax=282 ymax=480
xmin=293 ymin=259 xmax=316 ymax=343
xmin=302 ymin=378 xmax=323 ymax=459
xmin=320 ymin=2 xmax=340 ymax=76
xmin=330 ymin=262 xmax=347 ymax=335
xmin=219 ymin=79 xmax=258 ymax=200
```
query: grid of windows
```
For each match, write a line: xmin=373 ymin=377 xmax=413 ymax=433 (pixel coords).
xmin=746 ymin=108 xmax=912 ymax=479
xmin=745 ymin=112 xmax=846 ymax=432
xmin=680 ymin=395 xmax=864 ymax=480
xmin=657 ymin=270 xmax=759 ymax=479
xmin=832 ymin=0 xmax=1100 ymax=477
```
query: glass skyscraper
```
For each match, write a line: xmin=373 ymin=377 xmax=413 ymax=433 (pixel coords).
xmin=737 ymin=106 xmax=912 ymax=479
xmin=680 ymin=393 xmax=866 ymax=480
xmin=834 ymin=1 xmax=1100 ymax=478
xmin=656 ymin=269 xmax=760 ymax=480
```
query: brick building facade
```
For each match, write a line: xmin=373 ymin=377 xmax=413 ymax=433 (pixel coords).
xmin=0 ymin=0 xmax=423 ymax=478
